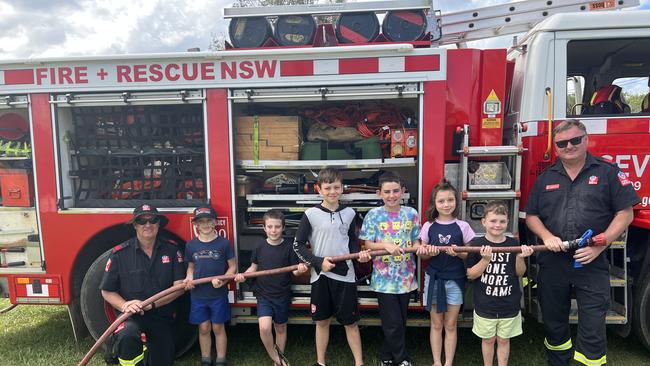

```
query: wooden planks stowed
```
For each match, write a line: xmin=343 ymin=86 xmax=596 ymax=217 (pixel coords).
xmin=235 ymin=115 xmax=301 ymax=160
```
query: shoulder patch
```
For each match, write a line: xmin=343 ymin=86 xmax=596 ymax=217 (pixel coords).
xmin=111 ymin=242 xmax=130 ymax=253
xmin=617 ymin=171 xmax=632 ymax=186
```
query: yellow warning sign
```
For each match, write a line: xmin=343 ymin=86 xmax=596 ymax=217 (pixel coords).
xmin=482 ymin=117 xmax=501 ymax=129
xmin=486 ymin=89 xmax=500 ymax=102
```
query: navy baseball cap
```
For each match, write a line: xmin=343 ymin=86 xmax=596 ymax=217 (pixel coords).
xmin=127 ymin=203 xmax=168 ymax=227
xmin=192 ymin=205 xmax=217 ymax=221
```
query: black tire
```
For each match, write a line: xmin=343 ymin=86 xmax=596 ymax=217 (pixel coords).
xmin=80 ymin=249 xmax=197 ymax=357
xmin=634 ymin=271 xmax=650 ymax=351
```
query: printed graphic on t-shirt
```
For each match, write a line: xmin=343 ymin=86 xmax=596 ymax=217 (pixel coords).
xmin=359 ymin=206 xmax=421 ymax=294
xmin=480 ymin=252 xmax=515 ymax=297
xmin=192 ymin=249 xmax=223 ymax=261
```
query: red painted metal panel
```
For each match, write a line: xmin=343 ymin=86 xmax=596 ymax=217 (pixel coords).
xmin=280 ymin=60 xmax=314 ymax=77
xmin=405 ymin=55 xmax=440 ymax=72
xmin=606 ymin=118 xmax=650 ymax=134
xmin=420 ymin=80 xmax=447 ymax=305
xmin=205 ymin=89 xmax=235 ymax=245
xmin=4 ymin=69 xmax=35 ymax=85
xmin=339 ymin=58 xmax=379 ymax=74
xmin=478 ymin=49 xmax=507 ymax=147
xmin=444 ymin=49 xmax=482 ymax=161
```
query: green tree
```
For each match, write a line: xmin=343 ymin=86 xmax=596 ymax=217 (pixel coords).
xmin=623 ymin=93 xmax=647 ymax=113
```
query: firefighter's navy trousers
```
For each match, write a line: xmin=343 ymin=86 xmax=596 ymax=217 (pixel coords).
xmin=114 ymin=314 xmax=175 ymax=366
xmin=538 ymin=259 xmax=610 ymax=366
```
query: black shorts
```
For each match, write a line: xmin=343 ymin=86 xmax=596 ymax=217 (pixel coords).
xmin=310 ymin=275 xmax=360 ymax=325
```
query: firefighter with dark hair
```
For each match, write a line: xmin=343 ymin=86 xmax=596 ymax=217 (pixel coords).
xmin=525 ymin=119 xmax=640 ymax=366
xmin=100 ymin=204 xmax=185 ymax=366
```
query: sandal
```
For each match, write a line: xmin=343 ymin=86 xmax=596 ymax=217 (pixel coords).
xmin=274 ymin=344 xmax=290 ymax=366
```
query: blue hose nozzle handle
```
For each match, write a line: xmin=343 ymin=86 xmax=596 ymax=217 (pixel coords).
xmin=574 ymin=229 xmax=593 ymax=268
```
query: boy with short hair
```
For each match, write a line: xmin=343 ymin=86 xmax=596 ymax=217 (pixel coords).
xmin=235 ymin=209 xmax=308 ymax=366
xmin=466 ymin=201 xmax=534 ymax=366
xmin=293 ymin=168 xmax=370 ymax=366
xmin=184 ymin=205 xmax=237 ymax=366
xmin=359 ymin=171 xmax=422 ymax=366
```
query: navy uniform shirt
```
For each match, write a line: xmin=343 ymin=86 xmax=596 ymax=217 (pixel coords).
xmin=524 ymin=152 xmax=640 ymax=269
xmin=99 ymin=237 xmax=185 ymax=317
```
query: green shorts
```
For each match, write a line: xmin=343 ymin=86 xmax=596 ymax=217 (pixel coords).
xmin=472 ymin=311 xmax=523 ymax=339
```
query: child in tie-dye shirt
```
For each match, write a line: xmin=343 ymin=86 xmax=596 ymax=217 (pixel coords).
xmin=359 ymin=171 xmax=423 ymax=366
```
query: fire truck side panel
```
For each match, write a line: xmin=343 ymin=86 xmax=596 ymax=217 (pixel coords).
xmin=477 ymin=49 xmax=507 ymax=147
xmin=443 ymin=49 xmax=482 ymax=162
xmin=421 ymin=79 xmax=448 ymax=219
xmin=205 ymin=88 xmax=235 ymax=241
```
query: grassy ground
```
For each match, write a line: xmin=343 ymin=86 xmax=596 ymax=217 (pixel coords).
xmin=1 ymin=298 xmax=649 ymax=366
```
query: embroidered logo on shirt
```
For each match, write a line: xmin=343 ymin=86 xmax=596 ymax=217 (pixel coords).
xmin=161 ymin=255 xmax=171 ymax=264
xmin=438 ymin=234 xmax=451 ymax=244
xmin=588 ymin=176 xmax=599 ymax=185
xmin=176 ymin=251 xmax=184 ymax=263
xmin=105 ymin=258 xmax=112 ymax=272
xmin=311 ymin=304 xmax=317 ymax=314
xmin=545 ymin=184 xmax=560 ymax=190
xmin=617 ymin=171 xmax=632 ymax=186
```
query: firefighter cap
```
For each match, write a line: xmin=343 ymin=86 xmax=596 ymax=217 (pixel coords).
xmin=127 ymin=203 xmax=168 ymax=227
xmin=192 ymin=205 xmax=217 ymax=222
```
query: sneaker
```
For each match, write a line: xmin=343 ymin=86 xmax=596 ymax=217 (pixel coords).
xmin=397 ymin=361 xmax=412 ymax=366
xmin=380 ymin=361 xmax=394 ymax=366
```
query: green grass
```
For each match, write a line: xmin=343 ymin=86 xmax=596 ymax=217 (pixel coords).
xmin=1 ymin=299 xmax=649 ymax=365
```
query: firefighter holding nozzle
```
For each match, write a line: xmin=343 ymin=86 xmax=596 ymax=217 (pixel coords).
xmin=100 ymin=204 xmax=186 ymax=366
xmin=524 ymin=119 xmax=640 ymax=366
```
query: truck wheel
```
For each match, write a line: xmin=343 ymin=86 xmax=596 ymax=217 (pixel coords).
xmin=634 ymin=272 xmax=650 ymax=351
xmin=80 ymin=249 xmax=197 ymax=357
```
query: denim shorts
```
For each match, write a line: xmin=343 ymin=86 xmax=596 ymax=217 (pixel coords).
xmin=257 ymin=296 xmax=291 ymax=324
xmin=423 ymin=273 xmax=464 ymax=308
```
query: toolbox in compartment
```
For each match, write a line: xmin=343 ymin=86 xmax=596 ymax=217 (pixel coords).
xmin=235 ymin=115 xmax=300 ymax=160
xmin=0 ymin=169 xmax=34 ymax=207
xmin=300 ymin=137 xmax=382 ymax=160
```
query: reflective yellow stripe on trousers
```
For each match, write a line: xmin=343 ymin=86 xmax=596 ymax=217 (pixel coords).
xmin=544 ymin=337 xmax=572 ymax=351
xmin=574 ymin=351 xmax=607 ymax=366
xmin=118 ymin=345 xmax=146 ymax=366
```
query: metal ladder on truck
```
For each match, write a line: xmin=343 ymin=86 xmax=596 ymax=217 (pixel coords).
xmin=436 ymin=0 xmax=637 ymax=47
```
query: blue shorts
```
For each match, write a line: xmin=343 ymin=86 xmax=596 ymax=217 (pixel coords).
xmin=423 ymin=274 xmax=464 ymax=309
xmin=257 ymin=296 xmax=291 ymax=324
xmin=189 ymin=296 xmax=231 ymax=325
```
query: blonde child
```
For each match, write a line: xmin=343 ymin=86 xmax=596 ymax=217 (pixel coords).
xmin=235 ymin=210 xmax=308 ymax=366
xmin=419 ymin=179 xmax=475 ymax=366
xmin=183 ymin=205 xmax=236 ymax=366
xmin=466 ymin=201 xmax=533 ymax=366
xmin=359 ymin=171 xmax=422 ymax=366
xmin=293 ymin=168 xmax=370 ymax=366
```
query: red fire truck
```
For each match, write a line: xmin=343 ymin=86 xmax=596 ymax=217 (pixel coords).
xmin=0 ymin=0 xmax=648 ymax=356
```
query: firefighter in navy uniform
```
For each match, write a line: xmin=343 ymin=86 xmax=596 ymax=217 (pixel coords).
xmin=100 ymin=204 xmax=185 ymax=366
xmin=525 ymin=120 xmax=640 ymax=366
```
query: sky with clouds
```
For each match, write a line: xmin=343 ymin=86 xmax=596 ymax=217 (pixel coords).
xmin=0 ymin=0 xmax=648 ymax=60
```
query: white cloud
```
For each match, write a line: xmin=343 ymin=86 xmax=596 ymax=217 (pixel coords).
xmin=0 ymin=0 xmax=648 ymax=59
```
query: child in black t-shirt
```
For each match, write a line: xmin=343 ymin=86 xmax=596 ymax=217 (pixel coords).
xmin=235 ymin=209 xmax=308 ymax=366
xmin=466 ymin=201 xmax=533 ymax=366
